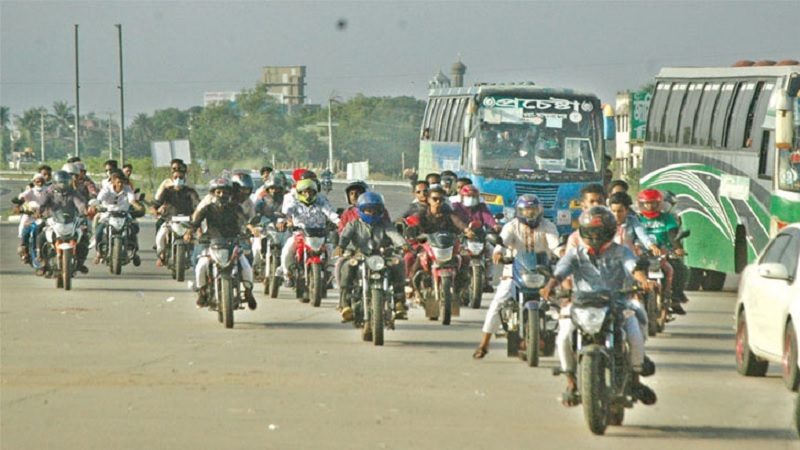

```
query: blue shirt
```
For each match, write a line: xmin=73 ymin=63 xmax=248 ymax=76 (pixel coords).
xmin=554 ymin=241 xmax=638 ymax=293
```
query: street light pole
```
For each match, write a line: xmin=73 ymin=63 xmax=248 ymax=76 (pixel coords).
xmin=40 ymin=111 xmax=45 ymax=162
xmin=116 ymin=24 xmax=125 ymax=165
xmin=73 ymin=24 xmax=80 ymax=158
xmin=327 ymin=97 xmax=334 ymax=172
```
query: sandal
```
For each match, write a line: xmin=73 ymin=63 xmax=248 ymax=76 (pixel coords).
xmin=472 ymin=347 xmax=488 ymax=359
xmin=561 ymin=388 xmax=580 ymax=407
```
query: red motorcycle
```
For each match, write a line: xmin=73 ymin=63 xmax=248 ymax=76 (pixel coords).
xmin=292 ymin=225 xmax=329 ymax=307
xmin=411 ymin=230 xmax=462 ymax=325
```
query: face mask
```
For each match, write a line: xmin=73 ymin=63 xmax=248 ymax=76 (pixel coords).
xmin=174 ymin=178 xmax=186 ymax=187
xmin=462 ymin=197 xmax=478 ymax=208
xmin=33 ymin=186 xmax=43 ymax=193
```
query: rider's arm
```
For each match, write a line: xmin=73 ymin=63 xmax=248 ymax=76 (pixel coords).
xmin=495 ymin=221 xmax=516 ymax=254
xmin=628 ymin=214 xmax=656 ymax=250
xmin=542 ymin=220 xmax=561 ymax=254
xmin=338 ymin=221 xmax=355 ymax=250
xmin=321 ymin=201 xmax=340 ymax=225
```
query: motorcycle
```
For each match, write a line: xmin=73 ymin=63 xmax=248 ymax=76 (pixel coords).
xmin=638 ymin=229 xmax=690 ymax=336
xmin=492 ymin=244 xmax=558 ymax=367
xmin=562 ymin=289 xmax=641 ymax=435
xmin=205 ymin=238 xmax=246 ymax=329
xmin=292 ymin=225 xmax=329 ymax=307
xmin=459 ymin=224 xmax=495 ymax=309
xmin=342 ymin=244 xmax=401 ymax=346
xmin=165 ymin=215 xmax=193 ymax=282
xmin=411 ymin=231 xmax=461 ymax=325
xmin=94 ymin=203 xmax=137 ymax=275
xmin=41 ymin=210 xmax=86 ymax=290
xmin=252 ymin=217 xmax=288 ymax=298
xmin=20 ymin=201 xmax=45 ymax=270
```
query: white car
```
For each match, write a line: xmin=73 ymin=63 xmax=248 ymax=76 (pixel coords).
xmin=735 ymin=223 xmax=800 ymax=390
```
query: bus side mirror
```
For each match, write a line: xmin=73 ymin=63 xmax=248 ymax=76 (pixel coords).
xmin=775 ymin=90 xmax=794 ymax=150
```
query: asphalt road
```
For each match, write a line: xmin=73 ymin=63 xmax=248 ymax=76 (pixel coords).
xmin=1 ymin=186 xmax=798 ymax=449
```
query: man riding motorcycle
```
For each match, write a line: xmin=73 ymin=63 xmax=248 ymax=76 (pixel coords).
xmin=153 ymin=168 xmax=200 ymax=266
xmin=473 ymin=194 xmax=559 ymax=359
xmin=540 ymin=206 xmax=656 ymax=407
xmin=14 ymin=173 xmax=50 ymax=264
xmin=91 ymin=170 xmax=143 ymax=266
xmin=336 ymin=192 xmax=408 ymax=321
xmin=277 ymin=179 xmax=339 ymax=287
xmin=187 ymin=177 xmax=257 ymax=310
xmin=35 ymin=170 xmax=90 ymax=275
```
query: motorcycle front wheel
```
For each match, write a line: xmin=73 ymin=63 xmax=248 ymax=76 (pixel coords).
xmin=371 ymin=287 xmax=384 ymax=346
xmin=440 ymin=276 xmax=453 ymax=326
xmin=110 ymin=237 xmax=122 ymax=275
xmin=62 ymin=248 xmax=73 ymax=291
xmin=220 ymin=277 xmax=234 ymax=329
xmin=525 ymin=310 xmax=540 ymax=367
xmin=469 ymin=265 xmax=484 ymax=309
xmin=310 ymin=264 xmax=322 ymax=307
xmin=580 ymin=347 xmax=609 ymax=435
xmin=175 ymin=243 xmax=187 ymax=282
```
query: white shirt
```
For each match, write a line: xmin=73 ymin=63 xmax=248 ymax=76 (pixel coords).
xmin=495 ymin=218 xmax=560 ymax=277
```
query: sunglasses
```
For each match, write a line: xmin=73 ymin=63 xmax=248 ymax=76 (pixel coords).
xmin=429 ymin=196 xmax=443 ymax=203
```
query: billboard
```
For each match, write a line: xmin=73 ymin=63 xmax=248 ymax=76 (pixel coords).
xmin=151 ymin=140 xmax=192 ymax=168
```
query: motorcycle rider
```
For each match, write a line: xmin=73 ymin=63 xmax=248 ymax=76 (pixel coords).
xmin=473 ymin=194 xmax=559 ymax=359
xmin=336 ymin=192 xmax=408 ymax=321
xmin=277 ymin=178 xmax=339 ymax=287
xmin=637 ymin=189 xmax=688 ymax=315
xmin=35 ymin=170 xmax=90 ymax=275
xmin=564 ymin=183 xmax=607 ymax=250
xmin=440 ymin=170 xmax=458 ymax=198
xmin=401 ymin=180 xmax=429 ymax=218
xmin=71 ymin=161 xmax=99 ymax=200
xmin=540 ymin=206 xmax=657 ymax=407
xmin=452 ymin=184 xmax=500 ymax=293
xmin=14 ymin=173 xmax=50 ymax=264
xmin=250 ymin=173 xmax=288 ymax=275
xmin=186 ymin=177 xmax=257 ymax=310
xmin=337 ymin=180 xmax=371 ymax=233
xmin=91 ymin=170 xmax=142 ymax=266
xmin=153 ymin=168 xmax=200 ymax=266
xmin=100 ymin=160 xmax=119 ymax=190
xmin=608 ymin=192 xmax=660 ymax=255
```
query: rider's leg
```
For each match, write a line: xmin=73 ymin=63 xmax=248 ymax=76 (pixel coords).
xmin=194 ymin=253 xmax=210 ymax=306
xmin=239 ymin=253 xmax=256 ymax=309
xmin=670 ymin=257 xmax=689 ymax=303
xmin=155 ymin=224 xmax=169 ymax=262
xmin=279 ymin=238 xmax=296 ymax=283
xmin=476 ymin=278 xmax=514 ymax=355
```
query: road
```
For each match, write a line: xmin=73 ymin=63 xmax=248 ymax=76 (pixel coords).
xmin=1 ymin=184 xmax=798 ymax=449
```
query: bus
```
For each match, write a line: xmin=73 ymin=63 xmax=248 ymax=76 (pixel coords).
xmin=640 ymin=63 xmax=800 ymax=290
xmin=417 ymin=84 xmax=606 ymax=235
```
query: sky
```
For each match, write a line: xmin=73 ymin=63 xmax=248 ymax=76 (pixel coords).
xmin=1 ymin=0 xmax=798 ymax=124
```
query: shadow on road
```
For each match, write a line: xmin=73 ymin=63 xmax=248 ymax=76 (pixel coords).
xmin=648 ymin=346 xmax=732 ymax=356
xmin=612 ymin=425 xmax=796 ymax=441
xmin=655 ymin=361 xmax=737 ymax=372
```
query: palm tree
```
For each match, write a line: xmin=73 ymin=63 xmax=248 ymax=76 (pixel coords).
xmin=51 ymin=101 xmax=74 ymax=139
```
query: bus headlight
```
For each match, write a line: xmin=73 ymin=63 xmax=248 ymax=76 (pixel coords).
xmin=480 ymin=193 xmax=504 ymax=206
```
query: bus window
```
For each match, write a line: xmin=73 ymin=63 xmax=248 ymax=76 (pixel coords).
xmin=743 ymin=82 xmax=765 ymax=147
xmin=758 ymin=130 xmax=774 ymax=179
xmin=664 ymin=83 xmax=687 ymax=144
xmin=441 ymin=98 xmax=455 ymax=142
xmin=646 ymin=82 xmax=671 ymax=143
xmin=749 ymin=83 xmax=774 ymax=152
xmin=726 ymin=82 xmax=757 ymax=149
xmin=710 ymin=82 xmax=737 ymax=148
xmin=434 ymin=98 xmax=448 ymax=141
xmin=680 ymin=83 xmax=704 ymax=144
xmin=693 ymin=84 xmax=721 ymax=147
xmin=452 ymin=98 xmax=467 ymax=141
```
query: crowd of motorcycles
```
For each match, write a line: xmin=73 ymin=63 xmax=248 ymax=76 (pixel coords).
xmin=11 ymin=165 xmax=691 ymax=436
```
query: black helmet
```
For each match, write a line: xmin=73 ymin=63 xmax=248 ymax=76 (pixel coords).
xmin=578 ymin=206 xmax=617 ymax=251
xmin=230 ymin=171 xmax=255 ymax=192
xmin=344 ymin=180 xmax=368 ymax=203
xmin=208 ymin=177 xmax=232 ymax=192
xmin=52 ymin=170 xmax=72 ymax=192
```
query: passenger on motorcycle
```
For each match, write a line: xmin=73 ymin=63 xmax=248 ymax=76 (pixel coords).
xmin=187 ymin=177 xmax=256 ymax=310
xmin=401 ymin=180 xmax=429 ymax=218
xmin=540 ymin=206 xmax=656 ymax=407
xmin=250 ymin=173 xmax=289 ymax=271
xmin=252 ymin=170 xmax=288 ymax=204
xmin=153 ymin=168 xmax=200 ymax=266
xmin=564 ymin=183 xmax=607 ymax=251
xmin=336 ymin=192 xmax=408 ymax=321
xmin=68 ymin=161 xmax=98 ymax=200
xmin=440 ymin=170 xmax=458 ymax=198
xmin=451 ymin=185 xmax=498 ymax=232
xmin=36 ymin=170 xmax=90 ymax=275
xmin=608 ymin=192 xmax=659 ymax=255
xmin=277 ymin=179 xmax=339 ymax=286
xmin=15 ymin=173 xmax=50 ymax=264
xmin=637 ymin=189 xmax=688 ymax=315
xmin=91 ymin=170 xmax=143 ymax=266
xmin=473 ymin=194 xmax=559 ymax=359
xmin=337 ymin=181 xmax=371 ymax=233
xmin=281 ymin=169 xmax=331 ymax=214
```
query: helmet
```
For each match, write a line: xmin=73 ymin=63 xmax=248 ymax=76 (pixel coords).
xmin=61 ymin=163 xmax=79 ymax=177
xmin=296 ymin=179 xmax=317 ymax=205
xmin=52 ymin=170 xmax=72 ymax=192
xmin=356 ymin=192 xmax=384 ymax=225
xmin=299 ymin=170 xmax=317 ymax=181
xmin=271 ymin=171 xmax=289 ymax=190
xmin=208 ymin=177 xmax=232 ymax=192
xmin=292 ymin=168 xmax=308 ymax=182
xmin=441 ymin=171 xmax=457 ymax=192
xmin=344 ymin=180 xmax=368 ymax=203
xmin=578 ymin=206 xmax=617 ymax=251
xmin=637 ymin=189 xmax=663 ymax=219
xmin=515 ymin=194 xmax=543 ymax=228
xmin=231 ymin=171 xmax=255 ymax=193
xmin=73 ymin=161 xmax=86 ymax=173
xmin=460 ymin=185 xmax=480 ymax=208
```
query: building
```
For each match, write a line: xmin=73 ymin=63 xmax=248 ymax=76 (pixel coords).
xmin=614 ymin=90 xmax=651 ymax=176
xmin=451 ymin=59 xmax=466 ymax=88
xmin=204 ymin=91 xmax=238 ymax=107
xmin=261 ymin=66 xmax=306 ymax=105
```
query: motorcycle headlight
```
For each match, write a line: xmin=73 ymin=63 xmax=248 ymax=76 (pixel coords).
xmin=366 ymin=255 xmax=386 ymax=271
xmin=521 ymin=273 xmax=546 ymax=289
xmin=53 ymin=222 xmax=76 ymax=236
xmin=209 ymin=247 xmax=231 ymax=266
xmin=306 ymin=236 xmax=326 ymax=252
xmin=109 ymin=217 xmax=126 ymax=230
xmin=571 ymin=306 xmax=608 ymax=335
xmin=431 ymin=246 xmax=453 ymax=262
xmin=467 ymin=241 xmax=485 ymax=254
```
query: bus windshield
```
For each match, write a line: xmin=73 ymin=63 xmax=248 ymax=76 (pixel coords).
xmin=473 ymin=96 xmax=600 ymax=175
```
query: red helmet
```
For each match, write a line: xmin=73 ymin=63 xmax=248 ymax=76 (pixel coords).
xmin=637 ymin=189 xmax=663 ymax=219
xmin=292 ymin=168 xmax=308 ymax=182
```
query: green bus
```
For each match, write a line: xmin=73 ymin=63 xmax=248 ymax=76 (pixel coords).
xmin=641 ymin=63 xmax=800 ymax=290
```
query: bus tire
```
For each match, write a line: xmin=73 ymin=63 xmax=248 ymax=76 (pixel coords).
xmin=685 ymin=268 xmax=704 ymax=291
xmin=702 ymin=270 xmax=726 ymax=291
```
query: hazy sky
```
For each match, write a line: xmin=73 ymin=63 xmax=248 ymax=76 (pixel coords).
xmin=1 ymin=0 xmax=797 ymax=123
